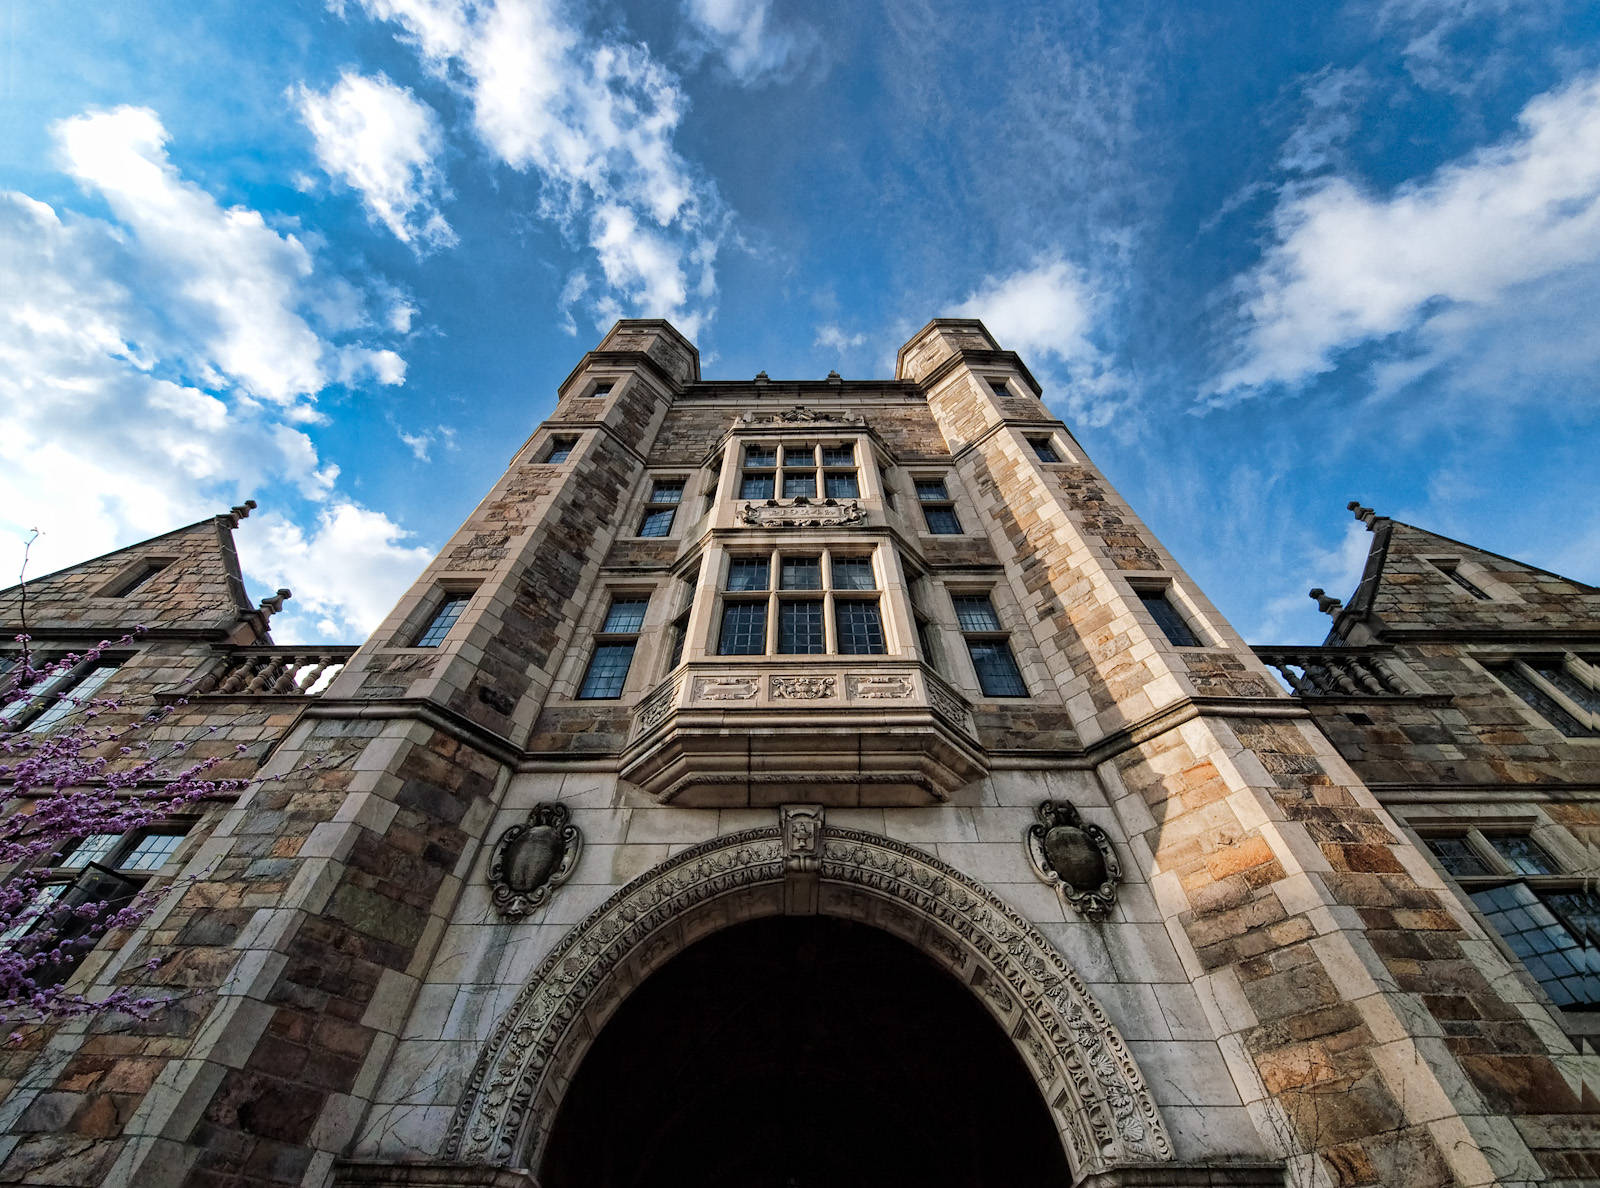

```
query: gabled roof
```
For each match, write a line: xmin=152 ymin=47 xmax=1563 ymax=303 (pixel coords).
xmin=0 ymin=503 xmax=270 ymax=637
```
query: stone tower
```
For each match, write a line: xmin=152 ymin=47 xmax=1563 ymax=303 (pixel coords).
xmin=0 ymin=320 xmax=1596 ymax=1188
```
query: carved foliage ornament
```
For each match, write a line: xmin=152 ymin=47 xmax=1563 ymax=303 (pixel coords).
xmin=1026 ymin=800 xmax=1120 ymax=918
xmin=490 ymin=804 xmax=582 ymax=918
xmin=738 ymin=499 xmax=865 ymax=528
xmin=740 ymin=405 xmax=864 ymax=425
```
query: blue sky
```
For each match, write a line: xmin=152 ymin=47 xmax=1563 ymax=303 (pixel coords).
xmin=3 ymin=0 xmax=1598 ymax=645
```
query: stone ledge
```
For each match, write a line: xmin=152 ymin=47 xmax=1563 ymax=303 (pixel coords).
xmin=1073 ymin=1161 xmax=1285 ymax=1187
xmin=333 ymin=1159 xmax=538 ymax=1187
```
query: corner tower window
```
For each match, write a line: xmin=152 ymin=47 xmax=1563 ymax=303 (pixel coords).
xmin=579 ymin=597 xmax=649 ymax=698
xmin=638 ymin=480 xmax=685 ymax=537
xmin=1137 ymin=588 xmax=1202 ymax=647
xmin=951 ymin=593 xmax=1027 ymax=697
xmin=916 ymin=478 xmax=962 ymax=535
xmin=414 ymin=594 xmax=470 ymax=647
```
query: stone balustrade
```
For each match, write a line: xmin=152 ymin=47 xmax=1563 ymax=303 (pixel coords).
xmin=196 ymin=647 xmax=356 ymax=697
xmin=1251 ymin=646 xmax=1415 ymax=698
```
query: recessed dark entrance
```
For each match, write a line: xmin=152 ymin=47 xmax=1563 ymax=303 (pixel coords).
xmin=541 ymin=916 xmax=1071 ymax=1188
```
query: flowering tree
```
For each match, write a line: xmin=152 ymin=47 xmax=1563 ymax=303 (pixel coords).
xmin=0 ymin=635 xmax=252 ymax=1028
xmin=0 ymin=536 xmax=255 ymax=1028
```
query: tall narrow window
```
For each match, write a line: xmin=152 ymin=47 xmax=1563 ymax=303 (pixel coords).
xmin=544 ymin=436 xmax=578 ymax=464
xmin=1027 ymin=437 xmax=1061 ymax=463
xmin=1137 ymin=588 xmax=1202 ymax=647
xmin=951 ymin=593 xmax=1027 ymax=697
xmin=740 ymin=445 xmax=776 ymax=500
xmin=579 ymin=597 xmax=648 ymax=698
xmin=916 ymin=478 xmax=962 ymax=535
xmin=638 ymin=480 xmax=684 ymax=537
xmin=415 ymin=594 xmax=470 ymax=647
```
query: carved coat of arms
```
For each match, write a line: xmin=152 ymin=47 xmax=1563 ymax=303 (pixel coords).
xmin=1025 ymin=800 xmax=1120 ymax=918
xmin=490 ymin=803 xmax=583 ymax=918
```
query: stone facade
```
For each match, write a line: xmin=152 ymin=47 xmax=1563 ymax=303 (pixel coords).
xmin=0 ymin=320 xmax=1596 ymax=1187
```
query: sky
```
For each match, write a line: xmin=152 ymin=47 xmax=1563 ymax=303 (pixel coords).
xmin=3 ymin=0 xmax=1599 ymax=646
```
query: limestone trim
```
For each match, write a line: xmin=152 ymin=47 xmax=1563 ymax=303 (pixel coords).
xmin=444 ymin=826 xmax=1172 ymax=1178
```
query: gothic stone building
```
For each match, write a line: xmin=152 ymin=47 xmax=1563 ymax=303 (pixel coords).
xmin=1 ymin=319 xmax=1598 ymax=1188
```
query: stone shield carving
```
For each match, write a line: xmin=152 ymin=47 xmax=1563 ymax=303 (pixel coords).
xmin=446 ymin=826 xmax=1169 ymax=1177
xmin=1026 ymin=800 xmax=1120 ymax=918
xmin=489 ymin=804 xmax=582 ymax=918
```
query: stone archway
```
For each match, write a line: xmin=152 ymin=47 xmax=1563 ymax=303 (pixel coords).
xmin=445 ymin=820 xmax=1173 ymax=1181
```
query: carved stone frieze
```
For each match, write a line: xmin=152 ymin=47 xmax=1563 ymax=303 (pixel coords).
xmin=771 ymin=674 xmax=835 ymax=700
xmin=926 ymin=680 xmax=969 ymax=727
xmin=693 ymin=675 xmax=758 ymax=701
xmin=489 ymin=804 xmax=582 ymax=919
xmin=631 ymin=677 xmax=680 ymax=737
xmin=847 ymin=673 xmax=913 ymax=699
xmin=446 ymin=827 xmax=1169 ymax=1176
xmin=1026 ymin=800 xmax=1121 ymax=918
xmin=739 ymin=499 xmax=865 ymax=528
xmin=740 ymin=405 xmax=864 ymax=425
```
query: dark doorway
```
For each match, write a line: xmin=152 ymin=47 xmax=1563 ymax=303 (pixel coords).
xmin=541 ymin=916 xmax=1072 ymax=1188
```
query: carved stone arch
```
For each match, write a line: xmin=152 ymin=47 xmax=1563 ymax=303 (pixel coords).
xmin=444 ymin=825 xmax=1173 ymax=1179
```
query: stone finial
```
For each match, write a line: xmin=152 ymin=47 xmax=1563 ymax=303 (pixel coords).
xmin=1309 ymin=588 xmax=1343 ymax=615
xmin=226 ymin=499 xmax=259 ymax=527
xmin=754 ymin=370 xmax=770 ymax=383
xmin=826 ymin=370 xmax=842 ymax=382
xmin=258 ymin=588 xmax=291 ymax=616
xmin=1347 ymin=500 xmax=1378 ymax=527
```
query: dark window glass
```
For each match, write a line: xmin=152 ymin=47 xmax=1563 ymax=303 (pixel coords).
xmin=783 ymin=444 xmax=815 ymax=465
xmin=1488 ymin=835 xmax=1559 ymax=876
xmin=545 ymin=437 xmax=577 ymax=463
xmin=836 ymin=601 xmax=886 ymax=655
xmin=1489 ymin=663 xmax=1599 ymax=737
xmin=951 ymin=594 xmax=1001 ymax=632
xmin=1028 ymin=437 xmax=1061 ymax=463
xmin=718 ymin=603 xmax=766 ymax=655
xmin=779 ymin=601 xmax=825 ymax=654
xmin=727 ymin=557 xmax=770 ymax=591
xmin=1427 ymin=837 xmax=1492 ymax=877
xmin=744 ymin=447 xmax=776 ymax=467
xmin=741 ymin=473 xmax=775 ymax=500
xmin=917 ymin=620 xmax=941 ymax=672
xmin=650 ymin=481 xmax=684 ymax=504
xmin=602 ymin=598 xmax=649 ymax=634
xmin=1547 ymin=889 xmax=1600 ymax=944
xmin=114 ymin=564 xmax=166 ymax=597
xmin=638 ymin=508 xmax=676 ymax=537
xmin=579 ymin=643 xmax=636 ymax=698
xmin=831 ymin=558 xmax=875 ymax=590
xmin=1441 ymin=565 xmax=1490 ymax=600
xmin=1531 ymin=661 xmax=1600 ymax=714
xmin=922 ymin=506 xmax=962 ymax=535
xmin=988 ymin=378 xmax=1010 ymax=397
xmin=667 ymin=620 xmax=687 ymax=669
xmin=821 ymin=445 xmax=854 ymax=466
xmin=968 ymin=641 xmax=1028 ymax=697
xmin=1470 ymin=882 xmax=1600 ymax=1008
xmin=783 ymin=471 xmax=816 ymax=499
xmin=915 ymin=479 xmax=949 ymax=502
xmin=590 ymin=381 xmax=613 ymax=396
xmin=780 ymin=556 xmax=822 ymax=590
xmin=121 ymin=832 xmax=186 ymax=872
xmin=1138 ymin=589 xmax=1201 ymax=647
xmin=824 ymin=471 xmax=859 ymax=499
xmin=415 ymin=595 xmax=470 ymax=647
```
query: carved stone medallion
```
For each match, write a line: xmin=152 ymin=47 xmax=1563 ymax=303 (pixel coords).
xmin=490 ymin=804 xmax=582 ymax=918
xmin=1026 ymin=800 xmax=1120 ymax=918
xmin=771 ymin=674 xmax=835 ymax=699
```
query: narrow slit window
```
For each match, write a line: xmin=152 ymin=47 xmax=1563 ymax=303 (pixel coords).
xmin=1138 ymin=589 xmax=1202 ymax=647
xmin=415 ymin=594 xmax=470 ymax=647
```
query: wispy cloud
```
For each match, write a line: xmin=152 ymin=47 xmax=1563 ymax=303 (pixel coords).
xmin=349 ymin=0 xmax=726 ymax=337
xmin=1211 ymin=70 xmax=1600 ymax=401
xmin=682 ymin=0 xmax=820 ymax=85
xmin=953 ymin=256 xmax=1133 ymax=428
xmin=814 ymin=324 xmax=866 ymax=352
xmin=294 ymin=70 xmax=456 ymax=250
xmin=0 ymin=106 xmax=428 ymax=641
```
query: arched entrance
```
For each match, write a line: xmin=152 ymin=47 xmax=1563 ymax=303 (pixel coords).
xmin=540 ymin=916 xmax=1070 ymax=1188
xmin=446 ymin=822 xmax=1171 ymax=1180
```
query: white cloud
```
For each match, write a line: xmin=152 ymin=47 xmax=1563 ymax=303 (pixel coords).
xmin=0 ymin=108 xmax=429 ymax=643
xmin=953 ymin=256 xmax=1132 ymax=427
xmin=53 ymin=106 xmax=333 ymax=405
xmin=244 ymin=504 xmax=434 ymax=640
xmin=351 ymin=0 xmax=724 ymax=334
xmin=814 ymin=324 xmax=866 ymax=352
xmin=294 ymin=70 xmax=456 ymax=249
xmin=1212 ymin=70 xmax=1600 ymax=399
xmin=682 ymin=0 xmax=818 ymax=84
